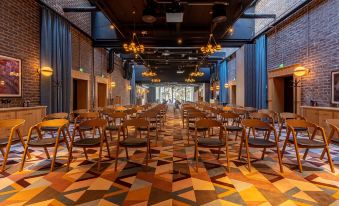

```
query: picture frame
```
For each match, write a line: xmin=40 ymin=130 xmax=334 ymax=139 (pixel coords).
xmin=331 ymin=71 xmax=339 ymax=104
xmin=0 ymin=55 xmax=22 ymax=97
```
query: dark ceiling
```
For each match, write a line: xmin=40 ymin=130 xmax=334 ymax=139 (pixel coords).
xmin=89 ymin=0 xmax=256 ymax=82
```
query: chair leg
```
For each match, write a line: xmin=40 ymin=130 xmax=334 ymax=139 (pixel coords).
xmin=105 ymin=138 xmax=111 ymax=159
xmin=114 ymin=144 xmax=120 ymax=171
xmin=293 ymin=143 xmax=303 ymax=173
xmin=281 ymin=130 xmax=290 ymax=159
xmin=320 ymin=129 xmax=334 ymax=160
xmin=225 ymin=143 xmax=230 ymax=172
xmin=97 ymin=140 xmax=103 ymax=171
xmin=20 ymin=144 xmax=29 ymax=172
xmin=125 ymin=147 xmax=129 ymax=160
xmin=302 ymin=148 xmax=309 ymax=160
xmin=83 ymin=148 xmax=88 ymax=160
xmin=67 ymin=144 xmax=73 ymax=171
xmin=145 ymin=144 xmax=149 ymax=170
xmin=44 ymin=147 xmax=50 ymax=159
xmin=261 ymin=148 xmax=266 ymax=160
xmin=17 ymin=130 xmax=31 ymax=159
xmin=325 ymin=146 xmax=335 ymax=173
xmin=244 ymin=137 xmax=251 ymax=172
xmin=50 ymin=139 xmax=60 ymax=172
xmin=195 ymin=143 xmax=199 ymax=171
xmin=238 ymin=135 xmax=244 ymax=160
xmin=217 ymin=147 xmax=221 ymax=159
xmin=1 ymin=141 xmax=12 ymax=172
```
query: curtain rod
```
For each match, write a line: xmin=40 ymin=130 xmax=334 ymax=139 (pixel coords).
xmin=37 ymin=0 xmax=93 ymax=41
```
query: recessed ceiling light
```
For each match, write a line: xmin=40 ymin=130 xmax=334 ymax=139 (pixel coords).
xmin=110 ymin=24 xmax=115 ymax=29
xmin=177 ymin=38 xmax=182 ymax=44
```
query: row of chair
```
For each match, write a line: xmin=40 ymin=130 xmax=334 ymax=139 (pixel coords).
xmin=181 ymin=103 xmax=336 ymax=173
xmin=0 ymin=104 xmax=168 ymax=172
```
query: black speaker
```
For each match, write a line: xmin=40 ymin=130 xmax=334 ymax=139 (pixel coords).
xmin=107 ymin=49 xmax=114 ymax=73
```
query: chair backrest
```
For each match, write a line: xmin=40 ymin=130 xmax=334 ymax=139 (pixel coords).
xmin=242 ymin=119 xmax=273 ymax=130
xmin=77 ymin=112 xmax=100 ymax=119
xmin=44 ymin=112 xmax=69 ymax=121
xmin=195 ymin=119 xmax=223 ymax=128
xmin=280 ymin=112 xmax=304 ymax=120
xmin=286 ymin=119 xmax=316 ymax=129
xmin=187 ymin=111 xmax=206 ymax=119
xmin=0 ymin=119 xmax=25 ymax=130
xmin=115 ymin=106 xmax=127 ymax=112
xmin=38 ymin=119 xmax=69 ymax=129
xmin=108 ymin=112 xmax=127 ymax=119
xmin=250 ymin=112 xmax=272 ymax=121
xmin=79 ymin=118 xmax=107 ymax=128
xmin=123 ymin=118 xmax=149 ymax=127
xmin=220 ymin=112 xmax=239 ymax=119
xmin=233 ymin=108 xmax=247 ymax=115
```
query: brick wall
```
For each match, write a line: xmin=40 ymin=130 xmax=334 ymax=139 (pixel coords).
xmin=41 ymin=0 xmax=91 ymax=35
xmin=266 ymin=0 xmax=338 ymax=106
xmin=0 ymin=0 xmax=40 ymax=106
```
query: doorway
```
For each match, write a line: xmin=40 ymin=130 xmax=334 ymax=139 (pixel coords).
xmin=73 ymin=79 xmax=88 ymax=110
xmin=230 ymin=85 xmax=236 ymax=105
xmin=97 ymin=83 xmax=107 ymax=107
xmin=272 ymin=75 xmax=293 ymax=113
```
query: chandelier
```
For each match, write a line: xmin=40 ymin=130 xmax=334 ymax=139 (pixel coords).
xmin=185 ymin=77 xmax=195 ymax=83
xmin=142 ymin=69 xmax=157 ymax=77
xmin=190 ymin=67 xmax=204 ymax=77
xmin=123 ymin=10 xmax=145 ymax=54
xmin=200 ymin=33 xmax=221 ymax=55
xmin=151 ymin=78 xmax=161 ymax=83
xmin=123 ymin=33 xmax=145 ymax=54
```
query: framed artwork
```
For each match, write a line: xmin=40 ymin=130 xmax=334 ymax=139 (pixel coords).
xmin=0 ymin=55 xmax=22 ymax=97
xmin=331 ymin=71 xmax=339 ymax=104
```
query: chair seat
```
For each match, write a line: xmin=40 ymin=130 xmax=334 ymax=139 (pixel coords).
xmin=137 ymin=126 xmax=157 ymax=131
xmin=41 ymin=126 xmax=59 ymax=132
xmin=189 ymin=126 xmax=208 ymax=131
xmin=226 ymin=125 xmax=243 ymax=131
xmin=119 ymin=138 xmax=147 ymax=147
xmin=73 ymin=138 xmax=100 ymax=147
xmin=0 ymin=137 xmax=20 ymax=146
xmin=288 ymin=138 xmax=325 ymax=147
xmin=248 ymin=138 xmax=275 ymax=147
xmin=79 ymin=125 xmax=93 ymax=131
xmin=283 ymin=126 xmax=307 ymax=132
xmin=106 ymin=125 xmax=120 ymax=131
xmin=28 ymin=138 xmax=63 ymax=147
xmin=255 ymin=126 xmax=269 ymax=131
xmin=197 ymin=138 xmax=225 ymax=147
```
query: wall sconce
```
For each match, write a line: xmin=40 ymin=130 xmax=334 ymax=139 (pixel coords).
xmin=128 ymin=85 xmax=132 ymax=90
xmin=210 ymin=86 xmax=213 ymax=91
xmin=216 ymin=85 xmax=220 ymax=91
xmin=293 ymin=66 xmax=309 ymax=77
xmin=40 ymin=66 xmax=53 ymax=77
xmin=111 ymin=81 xmax=116 ymax=88
xmin=224 ymin=83 xmax=229 ymax=88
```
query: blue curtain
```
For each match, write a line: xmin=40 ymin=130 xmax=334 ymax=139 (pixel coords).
xmin=255 ymin=35 xmax=268 ymax=109
xmin=41 ymin=8 xmax=71 ymax=113
xmin=130 ymin=66 xmax=136 ymax=104
xmin=219 ymin=61 xmax=228 ymax=104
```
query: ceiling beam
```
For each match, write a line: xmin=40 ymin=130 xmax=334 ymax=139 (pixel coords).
xmin=241 ymin=13 xmax=276 ymax=19
xmin=63 ymin=6 xmax=98 ymax=12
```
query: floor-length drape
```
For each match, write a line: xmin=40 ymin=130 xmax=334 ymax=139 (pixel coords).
xmin=40 ymin=8 xmax=71 ymax=113
xmin=130 ymin=66 xmax=136 ymax=104
xmin=219 ymin=61 xmax=228 ymax=104
xmin=255 ymin=35 xmax=268 ymax=109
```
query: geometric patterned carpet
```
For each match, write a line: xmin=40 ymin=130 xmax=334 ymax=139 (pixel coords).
xmin=0 ymin=110 xmax=339 ymax=205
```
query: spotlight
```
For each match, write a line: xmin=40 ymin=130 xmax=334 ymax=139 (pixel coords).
xmin=177 ymin=38 xmax=182 ymax=44
xmin=110 ymin=24 xmax=115 ymax=29
xmin=212 ymin=4 xmax=227 ymax=23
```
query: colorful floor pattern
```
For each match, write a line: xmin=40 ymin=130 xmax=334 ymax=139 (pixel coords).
xmin=1 ymin=109 xmax=339 ymax=205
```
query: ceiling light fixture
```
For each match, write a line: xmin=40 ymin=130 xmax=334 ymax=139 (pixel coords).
xmin=123 ymin=10 xmax=145 ymax=55
xmin=142 ymin=5 xmax=157 ymax=23
xmin=212 ymin=4 xmax=227 ymax=23
xmin=151 ymin=78 xmax=161 ymax=83
xmin=201 ymin=33 xmax=221 ymax=55
xmin=185 ymin=77 xmax=195 ymax=83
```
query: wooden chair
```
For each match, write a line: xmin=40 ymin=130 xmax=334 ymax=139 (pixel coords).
xmin=249 ymin=112 xmax=274 ymax=133
xmin=320 ymin=119 xmax=339 ymax=160
xmin=220 ymin=112 xmax=243 ymax=140
xmin=41 ymin=112 xmax=69 ymax=137
xmin=20 ymin=119 xmax=71 ymax=172
xmin=115 ymin=118 xmax=151 ymax=171
xmin=258 ymin=109 xmax=279 ymax=124
xmin=0 ymin=119 xmax=30 ymax=172
xmin=137 ymin=111 xmax=160 ymax=144
xmin=282 ymin=120 xmax=334 ymax=173
xmin=194 ymin=119 xmax=230 ymax=172
xmin=278 ymin=112 xmax=306 ymax=138
xmin=187 ymin=111 xmax=207 ymax=144
xmin=239 ymin=119 xmax=283 ymax=173
xmin=68 ymin=118 xmax=111 ymax=170
xmin=106 ymin=112 xmax=126 ymax=141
